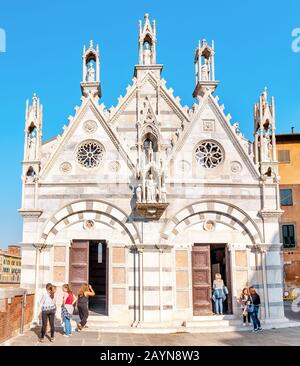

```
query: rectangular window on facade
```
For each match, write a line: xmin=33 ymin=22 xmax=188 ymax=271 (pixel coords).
xmin=98 ymin=242 xmax=103 ymax=264
xmin=280 ymin=189 xmax=293 ymax=206
xmin=282 ymin=224 xmax=296 ymax=249
xmin=278 ymin=150 xmax=291 ymax=163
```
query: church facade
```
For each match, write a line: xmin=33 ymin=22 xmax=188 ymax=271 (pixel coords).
xmin=19 ymin=14 xmax=286 ymax=328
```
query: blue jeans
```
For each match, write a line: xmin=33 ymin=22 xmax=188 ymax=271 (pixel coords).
xmin=64 ymin=317 xmax=72 ymax=336
xmin=250 ymin=305 xmax=261 ymax=330
xmin=214 ymin=298 xmax=223 ymax=314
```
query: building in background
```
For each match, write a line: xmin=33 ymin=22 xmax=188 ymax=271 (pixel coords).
xmin=0 ymin=245 xmax=21 ymax=287
xmin=276 ymin=130 xmax=300 ymax=291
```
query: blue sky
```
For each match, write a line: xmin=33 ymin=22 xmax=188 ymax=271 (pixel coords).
xmin=0 ymin=0 xmax=299 ymax=248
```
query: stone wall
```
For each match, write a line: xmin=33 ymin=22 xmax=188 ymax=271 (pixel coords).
xmin=0 ymin=288 xmax=34 ymax=343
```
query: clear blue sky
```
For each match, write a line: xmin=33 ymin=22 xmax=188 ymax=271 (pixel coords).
xmin=0 ymin=0 xmax=299 ymax=248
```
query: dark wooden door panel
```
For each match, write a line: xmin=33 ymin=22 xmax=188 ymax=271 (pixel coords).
xmin=192 ymin=245 xmax=212 ymax=316
xmin=225 ymin=246 xmax=232 ymax=314
xmin=69 ymin=240 xmax=89 ymax=296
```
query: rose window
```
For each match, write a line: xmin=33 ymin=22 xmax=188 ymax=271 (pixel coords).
xmin=77 ymin=140 xmax=105 ymax=168
xmin=195 ymin=141 xmax=224 ymax=168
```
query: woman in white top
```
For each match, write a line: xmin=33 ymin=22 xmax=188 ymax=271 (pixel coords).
xmin=39 ymin=283 xmax=56 ymax=342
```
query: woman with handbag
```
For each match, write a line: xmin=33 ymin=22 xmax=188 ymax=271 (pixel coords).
xmin=61 ymin=284 xmax=77 ymax=337
xmin=238 ymin=288 xmax=251 ymax=326
xmin=247 ymin=287 xmax=262 ymax=332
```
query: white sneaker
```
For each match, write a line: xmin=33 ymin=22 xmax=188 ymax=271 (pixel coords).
xmin=243 ymin=323 xmax=246 ymax=327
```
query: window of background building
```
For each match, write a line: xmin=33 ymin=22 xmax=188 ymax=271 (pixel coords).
xmin=280 ymin=189 xmax=293 ymax=206
xmin=282 ymin=224 xmax=296 ymax=249
xmin=278 ymin=150 xmax=291 ymax=163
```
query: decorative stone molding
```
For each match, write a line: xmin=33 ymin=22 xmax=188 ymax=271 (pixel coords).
xmin=203 ymin=219 xmax=216 ymax=232
xmin=40 ymin=199 xmax=141 ymax=245
xmin=135 ymin=202 xmax=169 ymax=220
xmin=60 ymin=162 xmax=72 ymax=174
xmin=83 ymin=219 xmax=95 ymax=230
xmin=259 ymin=209 xmax=284 ymax=223
xmin=202 ymin=119 xmax=215 ymax=132
xmin=18 ymin=209 xmax=43 ymax=218
xmin=108 ymin=160 xmax=121 ymax=173
xmin=230 ymin=161 xmax=243 ymax=174
xmin=83 ymin=120 xmax=98 ymax=134
xmin=161 ymin=200 xmax=263 ymax=245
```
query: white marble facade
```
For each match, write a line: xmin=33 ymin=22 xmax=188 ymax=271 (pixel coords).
xmin=19 ymin=14 xmax=285 ymax=326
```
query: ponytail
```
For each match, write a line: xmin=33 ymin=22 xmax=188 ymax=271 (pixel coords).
xmin=48 ymin=285 xmax=55 ymax=299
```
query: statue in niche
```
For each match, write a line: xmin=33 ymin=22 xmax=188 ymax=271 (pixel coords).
xmin=87 ymin=62 xmax=95 ymax=82
xmin=147 ymin=140 xmax=154 ymax=162
xmin=146 ymin=174 xmax=156 ymax=202
xmin=143 ymin=41 xmax=152 ymax=65
xmin=136 ymin=184 xmax=142 ymax=203
xmin=201 ymin=58 xmax=210 ymax=81
xmin=262 ymin=134 xmax=271 ymax=161
xmin=28 ymin=131 xmax=36 ymax=161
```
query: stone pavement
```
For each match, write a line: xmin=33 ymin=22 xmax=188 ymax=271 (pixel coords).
xmin=2 ymin=301 xmax=299 ymax=346
xmin=3 ymin=325 xmax=300 ymax=346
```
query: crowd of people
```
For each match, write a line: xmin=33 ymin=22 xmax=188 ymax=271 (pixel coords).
xmin=39 ymin=282 xmax=95 ymax=342
xmin=39 ymin=274 xmax=263 ymax=342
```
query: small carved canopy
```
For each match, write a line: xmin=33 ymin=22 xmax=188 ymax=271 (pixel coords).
xmin=194 ymin=39 xmax=214 ymax=63
xmin=138 ymin=13 xmax=157 ymax=65
xmin=82 ymin=40 xmax=100 ymax=83
xmin=141 ymin=124 xmax=160 ymax=152
xmin=254 ymin=87 xmax=275 ymax=133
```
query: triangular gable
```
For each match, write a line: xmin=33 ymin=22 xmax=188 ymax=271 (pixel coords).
xmin=40 ymin=97 xmax=136 ymax=179
xmin=169 ymin=92 xmax=260 ymax=180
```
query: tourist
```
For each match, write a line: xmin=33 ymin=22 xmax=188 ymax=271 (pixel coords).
xmin=247 ymin=287 xmax=262 ymax=332
xmin=212 ymin=273 xmax=228 ymax=315
xmin=238 ymin=288 xmax=251 ymax=326
xmin=61 ymin=284 xmax=77 ymax=337
xmin=39 ymin=284 xmax=56 ymax=342
xmin=77 ymin=283 xmax=95 ymax=330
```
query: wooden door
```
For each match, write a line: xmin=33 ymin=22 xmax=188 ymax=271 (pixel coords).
xmin=69 ymin=240 xmax=89 ymax=296
xmin=225 ymin=246 xmax=232 ymax=314
xmin=192 ymin=245 xmax=212 ymax=316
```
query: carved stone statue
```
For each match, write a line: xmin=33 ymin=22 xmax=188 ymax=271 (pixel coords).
xmin=262 ymin=134 xmax=271 ymax=161
xmin=136 ymin=184 xmax=142 ymax=203
xmin=143 ymin=42 xmax=152 ymax=65
xmin=87 ymin=62 xmax=95 ymax=82
xmin=201 ymin=58 xmax=210 ymax=81
xmin=147 ymin=140 xmax=153 ymax=163
xmin=146 ymin=174 xmax=156 ymax=202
